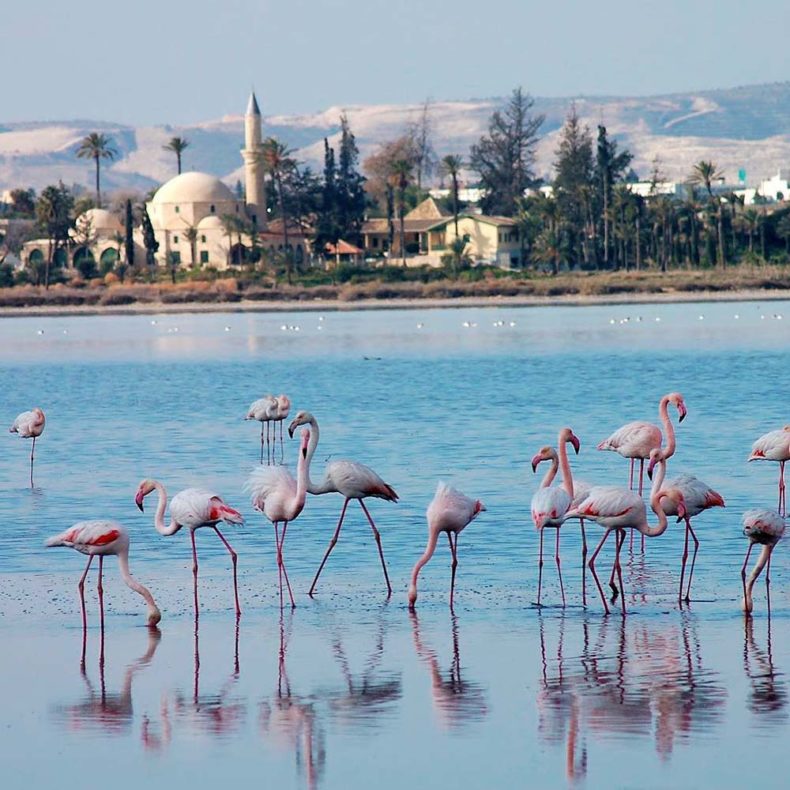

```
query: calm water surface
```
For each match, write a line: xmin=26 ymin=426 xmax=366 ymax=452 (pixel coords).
xmin=1 ymin=301 xmax=789 ymax=789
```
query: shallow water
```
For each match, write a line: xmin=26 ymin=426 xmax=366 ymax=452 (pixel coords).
xmin=1 ymin=300 xmax=789 ymax=789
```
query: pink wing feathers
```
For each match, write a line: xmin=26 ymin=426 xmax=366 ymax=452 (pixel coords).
xmin=597 ymin=421 xmax=662 ymax=458
xmin=46 ymin=520 xmax=125 ymax=550
xmin=749 ymin=428 xmax=790 ymax=461
xmin=427 ymin=482 xmax=483 ymax=533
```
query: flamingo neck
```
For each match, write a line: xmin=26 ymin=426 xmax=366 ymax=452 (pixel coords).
xmin=540 ymin=455 xmax=559 ymax=489
xmin=295 ymin=440 xmax=310 ymax=511
xmin=642 ymin=459 xmax=669 ymax=537
xmin=152 ymin=482 xmax=179 ymax=536
xmin=118 ymin=548 xmax=161 ymax=624
xmin=659 ymin=396 xmax=677 ymax=459
xmin=744 ymin=544 xmax=773 ymax=612
xmin=302 ymin=415 xmax=325 ymax=494
xmin=407 ymin=528 xmax=441 ymax=606
xmin=558 ymin=433 xmax=574 ymax=499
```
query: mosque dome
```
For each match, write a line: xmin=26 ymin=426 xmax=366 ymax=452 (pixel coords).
xmin=197 ymin=214 xmax=225 ymax=230
xmin=152 ymin=172 xmax=236 ymax=205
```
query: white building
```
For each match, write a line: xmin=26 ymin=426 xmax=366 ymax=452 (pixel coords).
xmin=757 ymin=170 xmax=790 ymax=202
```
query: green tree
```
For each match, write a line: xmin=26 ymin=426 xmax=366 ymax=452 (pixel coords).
xmin=439 ymin=154 xmax=464 ymax=238
xmin=596 ymin=126 xmax=633 ymax=267
xmin=390 ymin=158 xmax=413 ymax=265
xmin=9 ymin=188 xmax=36 ymax=217
xmin=163 ymin=136 xmax=190 ymax=175
xmin=183 ymin=224 xmax=199 ymax=267
xmin=124 ymin=199 xmax=135 ymax=270
xmin=408 ymin=99 xmax=436 ymax=192
xmin=35 ymin=182 xmax=74 ymax=288
xmin=470 ymin=87 xmax=544 ymax=217
xmin=336 ymin=113 xmax=367 ymax=244
xmin=777 ymin=213 xmax=790 ymax=254
xmin=689 ymin=160 xmax=725 ymax=267
xmin=75 ymin=132 xmax=117 ymax=207
xmin=315 ymin=138 xmax=340 ymax=255
xmin=260 ymin=138 xmax=298 ymax=282
xmin=140 ymin=205 xmax=159 ymax=275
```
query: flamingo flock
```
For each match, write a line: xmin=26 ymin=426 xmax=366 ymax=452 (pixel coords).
xmin=11 ymin=385 xmax=787 ymax=629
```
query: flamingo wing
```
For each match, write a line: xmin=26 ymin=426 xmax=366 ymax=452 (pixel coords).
xmin=427 ymin=482 xmax=480 ymax=532
xmin=170 ymin=488 xmax=221 ymax=527
xmin=743 ymin=509 xmax=786 ymax=543
xmin=669 ymin=474 xmax=725 ymax=517
xmin=246 ymin=395 xmax=276 ymax=421
xmin=245 ymin=466 xmax=296 ymax=510
xmin=566 ymin=486 xmax=643 ymax=525
xmin=597 ymin=421 xmax=662 ymax=457
xmin=749 ymin=429 xmax=790 ymax=461
xmin=46 ymin=520 xmax=125 ymax=550
xmin=324 ymin=460 xmax=398 ymax=501
xmin=531 ymin=486 xmax=572 ymax=528
xmin=10 ymin=410 xmax=41 ymax=437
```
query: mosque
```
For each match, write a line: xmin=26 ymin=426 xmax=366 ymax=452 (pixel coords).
xmin=23 ymin=92 xmax=310 ymax=273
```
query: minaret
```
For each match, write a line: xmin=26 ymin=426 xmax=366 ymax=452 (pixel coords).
xmin=242 ymin=91 xmax=266 ymax=228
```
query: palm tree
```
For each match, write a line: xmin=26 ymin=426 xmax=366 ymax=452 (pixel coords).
xmin=777 ymin=214 xmax=790 ymax=254
xmin=183 ymin=224 xmax=199 ymax=267
xmin=163 ymin=136 xmax=190 ymax=175
xmin=76 ymin=133 xmax=117 ymax=208
xmin=390 ymin=159 xmax=412 ymax=265
xmin=260 ymin=138 xmax=296 ymax=282
xmin=439 ymin=154 xmax=464 ymax=238
xmin=689 ymin=160 xmax=725 ymax=267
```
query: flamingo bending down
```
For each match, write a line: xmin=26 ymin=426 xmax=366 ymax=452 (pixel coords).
xmin=530 ymin=428 xmax=580 ymax=607
xmin=245 ymin=395 xmax=278 ymax=465
xmin=597 ymin=392 xmax=687 ymax=496
xmin=647 ymin=449 xmax=725 ymax=603
xmin=287 ymin=411 xmax=397 ymax=597
xmin=564 ymin=454 xmax=686 ymax=614
xmin=10 ymin=406 xmax=45 ymax=488
xmin=408 ymin=482 xmax=486 ymax=609
xmin=46 ymin=521 xmax=161 ymax=628
xmin=246 ymin=427 xmax=311 ymax=608
xmin=748 ymin=427 xmax=790 ymax=517
xmin=135 ymin=481 xmax=244 ymax=616
xmin=741 ymin=509 xmax=786 ymax=614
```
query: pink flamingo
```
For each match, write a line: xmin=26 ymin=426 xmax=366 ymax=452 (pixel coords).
xmin=46 ymin=520 xmax=161 ymax=629
xmin=748 ymin=427 xmax=790 ymax=517
xmin=245 ymin=394 xmax=278 ymax=464
xmin=741 ymin=509 xmax=785 ymax=614
xmin=564 ymin=454 xmax=686 ymax=614
xmin=287 ymin=410 xmax=397 ymax=597
xmin=10 ymin=406 xmax=45 ymax=488
xmin=408 ymin=482 xmax=486 ymax=609
xmin=246 ymin=427 xmax=311 ymax=608
xmin=135 ymin=480 xmax=244 ymax=616
xmin=597 ymin=392 xmax=687 ymax=496
xmin=647 ymin=448 xmax=725 ymax=603
xmin=530 ymin=428 xmax=580 ymax=607
xmin=274 ymin=395 xmax=291 ymax=463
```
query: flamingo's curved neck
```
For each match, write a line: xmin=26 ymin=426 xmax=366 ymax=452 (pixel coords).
xmin=152 ymin=482 xmax=179 ymax=536
xmin=558 ymin=432 xmax=574 ymax=499
xmin=294 ymin=437 xmax=310 ymax=512
xmin=642 ymin=458 xmax=669 ymax=537
xmin=118 ymin=548 xmax=159 ymax=620
xmin=407 ymin=528 xmax=441 ymax=603
xmin=744 ymin=545 xmax=774 ymax=612
xmin=540 ymin=455 xmax=559 ymax=489
xmin=659 ymin=396 xmax=677 ymax=459
xmin=302 ymin=415 xmax=335 ymax=495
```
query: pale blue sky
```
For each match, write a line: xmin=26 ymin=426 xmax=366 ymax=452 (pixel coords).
xmin=5 ymin=0 xmax=789 ymax=125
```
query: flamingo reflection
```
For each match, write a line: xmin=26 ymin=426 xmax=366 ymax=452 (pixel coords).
xmin=409 ymin=611 xmax=488 ymax=730
xmin=743 ymin=615 xmax=787 ymax=723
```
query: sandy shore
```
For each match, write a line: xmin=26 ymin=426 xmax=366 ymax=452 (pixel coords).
xmin=0 ymin=288 xmax=788 ymax=319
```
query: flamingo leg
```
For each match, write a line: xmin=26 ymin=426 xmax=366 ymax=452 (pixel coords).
xmin=537 ymin=528 xmax=544 ymax=607
xmin=280 ymin=420 xmax=285 ymax=464
xmin=190 ymin=528 xmax=200 ymax=615
xmin=555 ymin=527 xmax=565 ymax=607
xmin=766 ymin=551 xmax=773 ymax=615
xmin=278 ymin=521 xmax=296 ymax=608
xmin=260 ymin=422 xmax=265 ymax=465
xmin=78 ymin=554 xmax=94 ymax=632
xmin=274 ymin=521 xmax=284 ymax=608
xmin=309 ymin=498 xmax=349 ymax=597
xmin=213 ymin=526 xmax=241 ymax=616
xmin=638 ymin=458 xmax=644 ymax=496
xmin=30 ymin=435 xmax=36 ymax=488
xmin=741 ymin=543 xmax=754 ymax=609
xmin=447 ymin=532 xmax=458 ymax=609
xmin=679 ymin=516 xmax=690 ymax=604
xmin=614 ymin=529 xmax=626 ymax=614
xmin=97 ymin=555 xmax=105 ymax=632
xmin=779 ymin=460 xmax=786 ymax=517
xmin=588 ymin=529 xmax=612 ymax=614
xmin=628 ymin=458 xmax=634 ymax=490
xmin=266 ymin=421 xmax=271 ymax=465
xmin=359 ymin=499 xmax=392 ymax=597
xmin=684 ymin=518 xmax=700 ymax=603
xmin=580 ymin=518 xmax=587 ymax=607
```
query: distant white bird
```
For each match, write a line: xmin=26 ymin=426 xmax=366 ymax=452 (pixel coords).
xmin=10 ymin=406 xmax=46 ymax=488
xmin=246 ymin=394 xmax=278 ymax=464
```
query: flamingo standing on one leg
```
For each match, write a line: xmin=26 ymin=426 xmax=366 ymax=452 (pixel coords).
xmin=408 ymin=482 xmax=486 ymax=609
xmin=287 ymin=410 xmax=397 ymax=597
xmin=246 ymin=427 xmax=311 ymax=608
xmin=748 ymin=427 xmax=790 ymax=517
xmin=245 ymin=395 xmax=278 ymax=465
xmin=135 ymin=480 xmax=244 ymax=616
xmin=46 ymin=521 xmax=161 ymax=628
xmin=597 ymin=392 xmax=687 ymax=496
xmin=530 ymin=428 xmax=580 ymax=607
xmin=741 ymin=509 xmax=786 ymax=614
xmin=10 ymin=406 xmax=45 ymax=488
xmin=274 ymin=394 xmax=291 ymax=464
xmin=647 ymin=448 xmax=725 ymax=603
xmin=564 ymin=454 xmax=686 ymax=614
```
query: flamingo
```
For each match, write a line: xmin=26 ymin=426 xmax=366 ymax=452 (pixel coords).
xmin=564 ymin=454 xmax=686 ymax=614
xmin=287 ymin=410 xmax=397 ymax=597
xmin=134 ymin=480 xmax=244 ymax=616
xmin=741 ymin=509 xmax=785 ymax=614
xmin=407 ymin=482 xmax=486 ymax=609
xmin=647 ymin=448 xmax=725 ymax=603
xmin=274 ymin=394 xmax=291 ymax=463
xmin=530 ymin=428 xmax=580 ymax=606
xmin=10 ymin=406 xmax=45 ymax=488
xmin=45 ymin=521 xmax=161 ymax=629
xmin=246 ymin=427 xmax=311 ymax=608
xmin=245 ymin=394 xmax=278 ymax=464
xmin=597 ymin=392 xmax=687 ymax=496
xmin=748 ymin=427 xmax=790 ymax=517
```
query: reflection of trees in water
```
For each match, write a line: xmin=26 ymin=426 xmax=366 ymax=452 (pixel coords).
xmin=53 ymin=625 xmax=161 ymax=743
xmin=743 ymin=615 xmax=787 ymax=723
xmin=410 ymin=611 xmax=489 ymax=730
xmin=537 ymin=611 xmax=727 ymax=779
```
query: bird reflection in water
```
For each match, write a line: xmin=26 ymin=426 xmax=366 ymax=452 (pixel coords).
xmin=537 ymin=611 xmax=726 ymax=780
xmin=260 ymin=610 xmax=325 ymax=790
xmin=409 ymin=610 xmax=488 ymax=730
xmin=173 ymin=613 xmax=245 ymax=737
xmin=743 ymin=614 xmax=787 ymax=723
xmin=54 ymin=624 xmax=161 ymax=740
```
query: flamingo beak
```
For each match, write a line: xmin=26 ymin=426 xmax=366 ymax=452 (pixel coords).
xmin=647 ymin=463 xmax=654 ymax=481
xmin=288 ymin=420 xmax=297 ymax=438
xmin=570 ymin=434 xmax=580 ymax=454
xmin=531 ymin=454 xmax=541 ymax=473
xmin=678 ymin=403 xmax=687 ymax=423
xmin=135 ymin=491 xmax=145 ymax=512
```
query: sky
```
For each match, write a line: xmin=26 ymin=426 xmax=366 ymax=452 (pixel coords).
xmin=4 ymin=0 xmax=789 ymax=126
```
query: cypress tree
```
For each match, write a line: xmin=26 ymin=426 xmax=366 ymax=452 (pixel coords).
xmin=336 ymin=114 xmax=366 ymax=245
xmin=124 ymin=199 xmax=135 ymax=269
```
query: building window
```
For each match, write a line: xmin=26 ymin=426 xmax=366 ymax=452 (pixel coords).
xmin=175 ymin=206 xmax=180 ymax=213
xmin=201 ymin=235 xmax=207 ymax=243
xmin=200 ymin=250 xmax=209 ymax=264
xmin=171 ymin=251 xmax=181 ymax=264
xmin=372 ymin=237 xmax=379 ymax=248
xmin=210 ymin=204 xmax=215 ymax=213
xmin=173 ymin=235 xmax=179 ymax=244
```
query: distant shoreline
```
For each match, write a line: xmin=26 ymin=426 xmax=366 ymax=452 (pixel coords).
xmin=1 ymin=288 xmax=789 ymax=319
